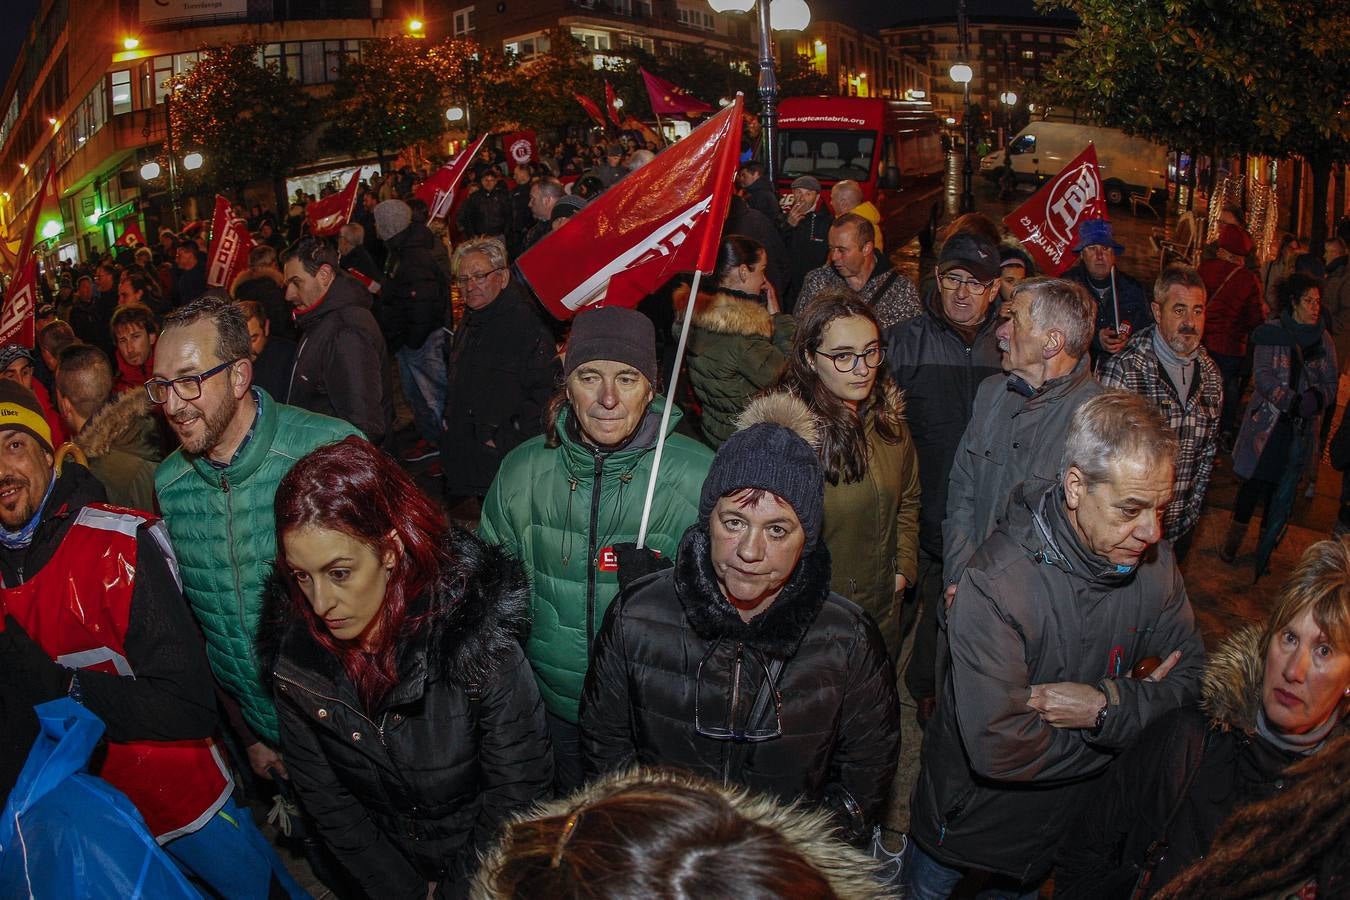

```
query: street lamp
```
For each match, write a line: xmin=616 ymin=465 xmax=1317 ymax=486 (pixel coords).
xmin=445 ymin=107 xmax=465 ymax=122
xmin=123 ymin=36 xmax=140 ymax=51
xmin=949 ymin=62 xmax=974 ymax=213
xmin=706 ymin=0 xmax=812 ymax=182
xmin=139 ymin=90 xmax=202 ymax=228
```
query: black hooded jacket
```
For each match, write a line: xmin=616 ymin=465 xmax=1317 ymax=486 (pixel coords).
xmin=260 ymin=528 xmax=553 ymax=900
xmin=579 ymin=525 xmax=901 ymax=836
xmin=380 ymin=221 xmax=448 ymax=352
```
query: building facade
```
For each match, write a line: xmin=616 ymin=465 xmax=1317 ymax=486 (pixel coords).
xmin=782 ymin=19 xmax=929 ymax=102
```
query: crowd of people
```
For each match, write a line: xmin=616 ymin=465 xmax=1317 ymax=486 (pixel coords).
xmin=2 ymin=130 xmax=1350 ymax=900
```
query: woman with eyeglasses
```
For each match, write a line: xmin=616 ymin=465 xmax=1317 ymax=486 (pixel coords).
xmin=262 ymin=436 xmax=553 ymax=900
xmin=773 ymin=288 xmax=920 ymax=663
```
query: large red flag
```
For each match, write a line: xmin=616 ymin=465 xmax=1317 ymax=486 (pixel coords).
xmin=640 ymin=68 xmax=713 ymax=117
xmin=415 ymin=134 xmax=489 ymax=223
xmin=0 ymin=166 xmax=59 ymax=347
xmin=16 ymin=167 xmax=59 ymax=267
xmin=605 ymin=82 xmax=624 ymax=127
xmin=516 ymin=96 xmax=744 ymax=319
xmin=304 ymin=171 xmax=360 ymax=238
xmin=574 ymin=94 xmax=609 ymax=131
xmin=205 ymin=196 xmax=255 ymax=289
xmin=114 ymin=221 xmax=148 ymax=249
xmin=1002 ymin=144 xmax=1107 ymax=276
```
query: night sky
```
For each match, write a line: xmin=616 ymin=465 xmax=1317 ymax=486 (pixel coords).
xmin=1 ymin=0 xmax=41 ymax=90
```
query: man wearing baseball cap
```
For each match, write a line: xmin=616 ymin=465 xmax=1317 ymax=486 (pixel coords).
xmin=781 ymin=175 xmax=833 ymax=311
xmin=480 ymin=305 xmax=712 ymax=793
xmin=1063 ymin=218 xmax=1151 ymax=360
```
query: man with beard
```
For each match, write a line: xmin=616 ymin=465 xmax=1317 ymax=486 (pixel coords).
xmin=1099 ymin=264 xmax=1222 ymax=561
xmin=153 ymin=294 xmax=356 ymax=782
xmin=0 ymin=379 xmax=305 ymax=895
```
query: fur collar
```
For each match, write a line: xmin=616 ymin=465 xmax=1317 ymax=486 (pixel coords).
xmin=1201 ymin=624 xmax=1266 ymax=732
xmin=229 ymin=265 xmax=284 ymax=296
xmin=673 ymin=285 xmax=774 ymax=339
xmin=674 ymin=525 xmax=832 ymax=659
xmin=72 ymin=390 xmax=156 ymax=460
xmin=472 ymin=767 xmax=890 ymax=900
xmin=258 ymin=527 xmax=531 ymax=701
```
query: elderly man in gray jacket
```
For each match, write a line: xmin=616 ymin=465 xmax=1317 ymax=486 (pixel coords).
xmin=906 ymin=392 xmax=1205 ymax=898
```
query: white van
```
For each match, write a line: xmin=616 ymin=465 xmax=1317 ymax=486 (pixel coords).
xmin=980 ymin=121 xmax=1167 ymax=206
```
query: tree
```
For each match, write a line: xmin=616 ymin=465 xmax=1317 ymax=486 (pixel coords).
xmin=776 ymin=54 xmax=832 ymax=99
xmin=169 ymin=44 xmax=318 ymax=214
xmin=1042 ymin=0 xmax=1350 ymax=249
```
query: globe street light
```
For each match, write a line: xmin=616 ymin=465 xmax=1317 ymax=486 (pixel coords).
xmin=949 ymin=60 xmax=974 ymax=213
xmin=706 ymin=0 xmax=812 ymax=182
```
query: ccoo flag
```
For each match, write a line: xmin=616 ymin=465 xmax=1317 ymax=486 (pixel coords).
xmin=516 ymin=95 xmax=744 ymax=319
xmin=205 ymin=196 xmax=255 ymax=289
xmin=415 ymin=133 xmax=489 ymax=223
xmin=304 ymin=170 xmax=360 ymax=238
xmin=0 ymin=166 xmax=61 ymax=348
xmin=1002 ymin=144 xmax=1107 ymax=276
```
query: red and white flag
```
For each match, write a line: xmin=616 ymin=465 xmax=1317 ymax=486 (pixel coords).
xmin=605 ymin=82 xmax=624 ymax=127
xmin=205 ymin=195 xmax=255 ymax=289
xmin=575 ymin=94 xmax=609 ymax=131
xmin=415 ymin=133 xmax=489 ymax=223
xmin=640 ymin=68 xmax=713 ymax=117
xmin=16 ymin=166 xmax=59 ymax=267
xmin=304 ymin=171 xmax=360 ymax=238
xmin=1002 ymin=144 xmax=1107 ymax=276
xmin=516 ymin=96 xmax=744 ymax=319
xmin=0 ymin=166 xmax=59 ymax=347
xmin=502 ymin=131 xmax=537 ymax=167
xmin=114 ymin=221 xmax=148 ymax=249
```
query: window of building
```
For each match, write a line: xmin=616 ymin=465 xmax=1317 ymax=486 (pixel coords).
xmin=505 ymin=32 xmax=551 ymax=58
xmin=109 ymin=70 xmax=132 ymax=116
xmin=571 ymin=28 xmax=612 ymax=51
xmin=676 ymin=5 xmax=715 ymax=31
xmin=1022 ymin=49 xmax=1036 ymax=60
xmin=324 ymin=40 xmax=361 ymax=81
xmin=1021 ymin=33 xmax=1035 ymax=41
xmin=620 ymin=34 xmax=656 ymax=53
xmin=263 ymin=43 xmax=303 ymax=83
xmin=453 ymin=6 xmax=476 ymax=36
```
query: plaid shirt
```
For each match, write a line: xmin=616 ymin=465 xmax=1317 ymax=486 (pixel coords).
xmin=1099 ymin=326 xmax=1223 ymax=540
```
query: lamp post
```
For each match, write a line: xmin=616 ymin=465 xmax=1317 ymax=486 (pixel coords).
xmin=140 ymin=90 xmax=202 ymax=229
xmin=952 ymin=0 xmax=974 ymax=212
xmin=999 ymin=91 xmax=1018 ymax=148
xmin=706 ymin=0 xmax=811 ymax=183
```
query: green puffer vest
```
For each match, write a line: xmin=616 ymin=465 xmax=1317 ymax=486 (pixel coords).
xmin=478 ymin=397 xmax=712 ymax=723
xmin=154 ymin=389 xmax=358 ymax=743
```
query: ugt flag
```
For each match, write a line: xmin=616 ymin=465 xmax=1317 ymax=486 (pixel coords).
xmin=516 ymin=95 xmax=743 ymax=319
xmin=1002 ymin=144 xmax=1106 ymax=276
xmin=416 ymin=133 xmax=489 ymax=223
xmin=304 ymin=170 xmax=360 ymax=238
xmin=205 ymin=196 xmax=255 ymax=289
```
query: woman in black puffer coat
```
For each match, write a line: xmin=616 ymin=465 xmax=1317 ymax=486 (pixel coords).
xmin=261 ymin=436 xmax=553 ymax=900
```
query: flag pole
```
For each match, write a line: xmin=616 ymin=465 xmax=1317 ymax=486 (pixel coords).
xmin=653 ymin=111 xmax=670 ymax=148
xmin=636 ymin=268 xmax=705 ymax=549
xmin=1110 ymin=264 xmax=1121 ymax=332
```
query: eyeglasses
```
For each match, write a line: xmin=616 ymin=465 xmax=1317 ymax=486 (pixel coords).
xmin=455 ymin=266 xmax=504 ymax=287
xmin=144 ymin=358 xmax=239 ymax=404
xmin=938 ymin=273 xmax=996 ymax=296
xmin=814 ymin=346 xmax=886 ymax=373
xmin=694 ymin=641 xmax=784 ymax=743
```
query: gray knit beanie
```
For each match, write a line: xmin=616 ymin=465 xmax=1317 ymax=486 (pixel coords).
xmin=698 ymin=393 xmax=824 ymax=551
xmin=373 ymin=199 xmax=412 ymax=241
xmin=565 ymin=306 xmax=659 ymax=386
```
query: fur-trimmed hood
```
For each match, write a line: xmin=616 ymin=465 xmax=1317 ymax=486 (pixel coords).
xmin=673 ymin=284 xmax=774 ymax=339
xmin=1201 ymin=623 xmax=1266 ymax=732
xmin=71 ymin=390 xmax=159 ymax=462
xmin=258 ymin=526 xmax=532 ymax=702
xmin=229 ymin=265 xmax=284 ymax=297
xmin=736 ymin=390 xmax=822 ymax=449
xmin=471 ymin=766 xmax=891 ymax=900
xmin=673 ymin=524 xmax=832 ymax=660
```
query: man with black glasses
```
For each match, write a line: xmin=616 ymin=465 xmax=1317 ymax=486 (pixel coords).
xmin=580 ymin=394 xmax=901 ymax=842
xmin=153 ymin=293 xmax=356 ymax=784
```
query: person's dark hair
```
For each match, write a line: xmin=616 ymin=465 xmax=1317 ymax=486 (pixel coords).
xmin=1276 ymin=232 xmax=1299 ymax=258
xmin=236 ymin=300 xmax=267 ymax=328
xmin=778 ymin=289 xmax=905 ymax=484
xmin=573 ymin=174 xmax=605 ymax=200
xmin=281 ymin=237 xmax=340 ymax=277
xmin=482 ymin=770 xmax=844 ymax=899
xmin=937 ymin=212 xmax=1003 ymax=248
xmin=830 ymin=213 xmax=874 ymax=249
xmin=96 ymin=262 xmax=118 ymax=280
xmin=37 ymin=320 xmax=77 ymax=358
xmin=122 ymin=268 xmax=162 ymax=305
xmin=714 ymin=235 xmax=765 ymax=285
xmin=175 ymin=240 xmax=199 ymax=255
xmin=55 ymin=343 xmax=113 ymax=421
xmin=738 ymin=160 xmax=765 ymax=178
xmin=247 ymin=244 xmax=278 ymax=270
xmin=407 ymin=196 xmax=430 ymax=221
xmin=1276 ymin=272 xmax=1322 ymax=316
xmin=161 ymin=292 xmax=252 ymax=366
xmin=110 ymin=303 xmax=158 ymax=336
xmin=275 ymin=436 xmax=449 ymax=710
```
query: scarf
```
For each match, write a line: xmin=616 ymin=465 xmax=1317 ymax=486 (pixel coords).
xmin=1280 ymin=311 xmax=1324 ymax=351
xmin=1255 ymin=705 xmax=1341 ymax=755
xmin=0 ymin=476 xmax=57 ymax=550
xmin=1152 ymin=327 xmax=1199 ymax=398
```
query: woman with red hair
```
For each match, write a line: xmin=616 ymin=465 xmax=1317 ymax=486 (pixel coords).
xmin=263 ymin=436 xmax=552 ymax=899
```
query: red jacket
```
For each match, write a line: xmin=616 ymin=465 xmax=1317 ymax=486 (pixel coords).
xmin=1199 ymin=257 xmax=1265 ymax=359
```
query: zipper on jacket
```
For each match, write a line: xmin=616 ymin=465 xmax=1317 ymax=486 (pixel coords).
xmin=721 ymin=643 xmax=745 ymax=785
xmin=221 ymin=476 xmax=250 ymax=668
xmin=585 ymin=452 xmax=604 ymax=648
xmin=275 ymin=673 xmax=386 ymax=747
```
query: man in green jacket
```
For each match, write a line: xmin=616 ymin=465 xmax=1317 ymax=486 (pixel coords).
xmin=153 ymin=293 xmax=358 ymax=780
xmin=479 ymin=306 xmax=712 ymax=792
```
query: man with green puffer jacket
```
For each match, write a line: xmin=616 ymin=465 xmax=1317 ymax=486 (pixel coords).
xmin=153 ymin=294 xmax=358 ymax=780
xmin=479 ymin=307 xmax=712 ymax=793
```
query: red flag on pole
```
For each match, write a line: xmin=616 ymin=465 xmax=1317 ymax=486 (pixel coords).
xmin=640 ymin=68 xmax=713 ymax=117
xmin=516 ymin=96 xmax=744 ymax=319
xmin=114 ymin=221 xmax=148 ymax=249
xmin=16 ymin=166 xmax=59 ymax=267
xmin=415 ymin=133 xmax=489 ymax=223
xmin=0 ymin=166 xmax=59 ymax=347
xmin=605 ymin=82 xmax=624 ymax=127
xmin=205 ymin=196 xmax=256 ymax=289
xmin=1002 ymin=144 xmax=1107 ymax=276
xmin=575 ymin=94 xmax=609 ymax=131
xmin=304 ymin=170 xmax=360 ymax=238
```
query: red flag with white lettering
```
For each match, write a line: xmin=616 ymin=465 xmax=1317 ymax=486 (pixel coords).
xmin=304 ymin=171 xmax=360 ymax=238
xmin=205 ymin=195 xmax=256 ymax=289
xmin=114 ymin=221 xmax=148 ymax=249
xmin=1002 ymin=144 xmax=1107 ymax=276
xmin=415 ymin=134 xmax=489 ymax=223
xmin=516 ymin=96 xmax=743 ymax=319
xmin=0 ymin=165 xmax=59 ymax=347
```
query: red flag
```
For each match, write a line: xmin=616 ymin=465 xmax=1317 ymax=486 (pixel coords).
xmin=640 ymin=68 xmax=713 ymax=117
xmin=605 ymin=82 xmax=624 ymax=127
xmin=205 ymin=196 xmax=256 ymax=289
xmin=517 ymin=96 xmax=744 ymax=319
xmin=1002 ymin=144 xmax=1107 ymax=276
xmin=575 ymin=94 xmax=609 ymax=131
xmin=304 ymin=171 xmax=360 ymax=238
xmin=114 ymin=221 xmax=148 ymax=249
xmin=502 ymin=131 xmax=538 ymax=168
xmin=415 ymin=133 xmax=489 ymax=223
xmin=0 ymin=166 xmax=59 ymax=347
xmin=17 ymin=166 xmax=59 ymax=266
xmin=621 ymin=116 xmax=661 ymax=148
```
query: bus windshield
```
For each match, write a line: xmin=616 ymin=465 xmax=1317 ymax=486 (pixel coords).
xmin=777 ymin=129 xmax=877 ymax=181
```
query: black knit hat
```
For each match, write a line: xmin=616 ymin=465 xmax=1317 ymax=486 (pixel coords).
xmin=564 ymin=306 xmax=659 ymax=386
xmin=0 ymin=379 xmax=52 ymax=452
xmin=699 ymin=394 xmax=824 ymax=551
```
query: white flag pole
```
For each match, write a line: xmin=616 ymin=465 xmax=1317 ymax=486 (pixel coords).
xmin=636 ymin=267 xmax=706 ymax=549
xmin=1110 ymin=263 xmax=1121 ymax=332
